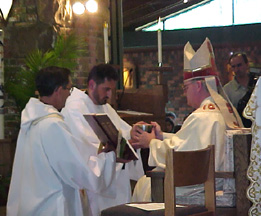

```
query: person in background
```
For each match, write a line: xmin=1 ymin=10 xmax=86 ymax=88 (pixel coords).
xmin=165 ymin=116 xmax=175 ymax=133
xmin=223 ymin=52 xmax=256 ymax=127
xmin=7 ymin=66 xmax=116 ymax=216
xmin=61 ymin=64 xmax=144 ymax=216
xmin=165 ymin=111 xmax=176 ymax=122
xmin=165 ymin=111 xmax=182 ymax=133
xmin=131 ymin=38 xmax=243 ymax=202
xmin=224 ymin=52 xmax=249 ymax=108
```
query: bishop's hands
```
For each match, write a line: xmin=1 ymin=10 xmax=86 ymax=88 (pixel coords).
xmin=130 ymin=121 xmax=163 ymax=149
xmin=151 ymin=121 xmax=163 ymax=140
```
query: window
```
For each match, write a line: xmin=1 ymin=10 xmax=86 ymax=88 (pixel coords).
xmin=141 ymin=0 xmax=261 ymax=31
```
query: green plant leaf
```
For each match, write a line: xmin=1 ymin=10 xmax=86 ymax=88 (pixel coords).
xmin=5 ymin=32 xmax=85 ymax=111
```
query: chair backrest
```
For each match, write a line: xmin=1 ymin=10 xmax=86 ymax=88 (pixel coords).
xmin=164 ymin=145 xmax=216 ymax=216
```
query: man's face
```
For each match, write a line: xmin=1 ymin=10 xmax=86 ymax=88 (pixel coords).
xmin=230 ymin=55 xmax=248 ymax=78
xmin=58 ymin=77 xmax=72 ymax=110
xmin=91 ymin=78 xmax=116 ymax=105
xmin=184 ymin=81 xmax=198 ymax=109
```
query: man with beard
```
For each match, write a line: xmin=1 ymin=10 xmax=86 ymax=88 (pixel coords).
xmin=61 ymin=64 xmax=144 ymax=216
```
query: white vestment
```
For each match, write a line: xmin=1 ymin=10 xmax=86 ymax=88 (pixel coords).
xmin=61 ymin=88 xmax=144 ymax=216
xmin=244 ymin=77 xmax=261 ymax=215
xmin=132 ymin=96 xmax=226 ymax=202
xmin=7 ymin=98 xmax=116 ymax=216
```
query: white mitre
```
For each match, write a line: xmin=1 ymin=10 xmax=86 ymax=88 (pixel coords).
xmin=183 ymin=37 xmax=243 ymax=129
xmin=183 ymin=37 xmax=217 ymax=83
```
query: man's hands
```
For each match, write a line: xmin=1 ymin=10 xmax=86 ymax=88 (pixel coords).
xmin=98 ymin=120 xmax=164 ymax=160
xmin=150 ymin=121 xmax=163 ymax=140
xmin=130 ymin=121 xmax=163 ymax=149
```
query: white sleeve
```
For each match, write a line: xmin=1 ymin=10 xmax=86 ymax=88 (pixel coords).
xmin=149 ymin=112 xmax=226 ymax=171
xmin=40 ymin=119 xmax=116 ymax=193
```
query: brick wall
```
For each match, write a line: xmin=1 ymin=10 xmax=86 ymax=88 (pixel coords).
xmin=3 ymin=0 xmax=53 ymax=139
xmin=2 ymin=0 xmax=110 ymax=138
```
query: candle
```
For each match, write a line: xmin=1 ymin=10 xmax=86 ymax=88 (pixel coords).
xmin=157 ymin=17 xmax=162 ymax=66
xmin=103 ymin=21 xmax=109 ymax=64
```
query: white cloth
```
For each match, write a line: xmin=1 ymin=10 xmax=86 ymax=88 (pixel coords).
xmin=132 ymin=96 xmax=226 ymax=202
xmin=223 ymin=77 xmax=248 ymax=108
xmin=243 ymin=77 xmax=261 ymax=215
xmin=61 ymin=88 xmax=144 ymax=216
xmin=7 ymin=98 xmax=116 ymax=216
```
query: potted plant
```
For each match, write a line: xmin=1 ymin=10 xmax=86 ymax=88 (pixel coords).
xmin=5 ymin=33 xmax=85 ymax=111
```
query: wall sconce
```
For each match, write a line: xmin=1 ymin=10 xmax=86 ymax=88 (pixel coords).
xmin=123 ymin=68 xmax=133 ymax=89
xmin=72 ymin=0 xmax=98 ymax=15
xmin=0 ymin=0 xmax=13 ymax=24
xmin=86 ymin=0 xmax=98 ymax=13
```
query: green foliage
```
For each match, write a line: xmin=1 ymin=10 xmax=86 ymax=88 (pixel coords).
xmin=5 ymin=33 xmax=85 ymax=111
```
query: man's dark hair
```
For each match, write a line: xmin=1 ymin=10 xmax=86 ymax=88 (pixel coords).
xmin=36 ymin=66 xmax=71 ymax=97
xmin=229 ymin=52 xmax=248 ymax=64
xmin=87 ymin=64 xmax=118 ymax=86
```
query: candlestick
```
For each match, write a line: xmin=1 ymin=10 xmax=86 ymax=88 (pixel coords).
xmin=103 ymin=21 xmax=109 ymax=63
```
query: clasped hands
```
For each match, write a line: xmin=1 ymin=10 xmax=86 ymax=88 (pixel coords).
xmin=97 ymin=121 xmax=164 ymax=162
xmin=130 ymin=121 xmax=163 ymax=149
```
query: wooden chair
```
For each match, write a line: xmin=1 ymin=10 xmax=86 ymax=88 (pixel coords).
xmin=164 ymin=145 xmax=215 ymax=216
xmin=148 ymin=134 xmax=252 ymax=216
xmin=101 ymin=145 xmax=216 ymax=216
